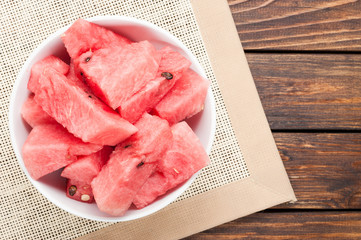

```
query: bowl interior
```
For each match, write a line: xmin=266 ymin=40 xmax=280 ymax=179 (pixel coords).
xmin=9 ymin=16 xmax=216 ymax=222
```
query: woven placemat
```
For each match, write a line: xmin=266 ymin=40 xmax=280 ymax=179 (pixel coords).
xmin=0 ymin=1 xmax=250 ymax=239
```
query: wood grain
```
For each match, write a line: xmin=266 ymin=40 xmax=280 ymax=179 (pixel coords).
xmin=273 ymin=133 xmax=361 ymax=209
xmin=185 ymin=211 xmax=361 ymax=239
xmin=246 ymin=53 xmax=361 ymax=130
xmin=228 ymin=0 xmax=361 ymax=51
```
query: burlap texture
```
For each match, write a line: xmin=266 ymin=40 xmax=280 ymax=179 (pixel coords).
xmin=0 ymin=1 xmax=249 ymax=239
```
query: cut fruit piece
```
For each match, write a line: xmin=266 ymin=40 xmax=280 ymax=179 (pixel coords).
xmin=22 ymin=123 xmax=102 ymax=180
xmin=157 ymin=121 xmax=210 ymax=176
xmin=61 ymin=146 xmax=113 ymax=184
xmin=66 ymin=60 xmax=85 ymax=88
xmin=92 ymin=153 xmax=156 ymax=216
xmin=133 ymin=121 xmax=210 ymax=209
xmin=120 ymin=47 xmax=191 ymax=123
xmin=118 ymin=113 xmax=173 ymax=163
xmin=154 ymin=69 xmax=209 ymax=125
xmin=21 ymin=94 xmax=56 ymax=128
xmin=62 ymin=19 xmax=132 ymax=59
xmin=66 ymin=60 xmax=79 ymax=84
xmin=92 ymin=113 xmax=172 ymax=216
xmin=66 ymin=179 xmax=94 ymax=203
xmin=33 ymin=68 xmax=137 ymax=145
xmin=67 ymin=60 xmax=97 ymax=99
xmin=132 ymin=171 xmax=169 ymax=208
xmin=78 ymin=41 xmax=160 ymax=109
xmin=28 ymin=55 xmax=69 ymax=93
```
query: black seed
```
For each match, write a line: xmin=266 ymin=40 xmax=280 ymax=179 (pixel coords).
xmin=161 ymin=72 xmax=173 ymax=80
xmin=88 ymin=95 xmax=92 ymax=98
xmin=80 ymin=72 xmax=83 ymax=76
xmin=137 ymin=161 xmax=144 ymax=168
xmin=68 ymin=185 xmax=77 ymax=196
xmin=124 ymin=144 xmax=131 ymax=149
xmin=85 ymin=57 xmax=91 ymax=62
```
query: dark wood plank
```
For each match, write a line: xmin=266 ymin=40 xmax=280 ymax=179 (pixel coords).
xmin=246 ymin=53 xmax=361 ymax=130
xmin=228 ymin=0 xmax=361 ymax=51
xmin=273 ymin=133 xmax=361 ymax=209
xmin=185 ymin=211 xmax=361 ymax=239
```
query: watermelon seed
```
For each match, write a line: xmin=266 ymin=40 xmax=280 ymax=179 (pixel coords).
xmin=68 ymin=185 xmax=77 ymax=196
xmin=161 ymin=72 xmax=173 ymax=80
xmin=81 ymin=194 xmax=91 ymax=201
xmin=85 ymin=57 xmax=91 ymax=62
xmin=80 ymin=72 xmax=83 ymax=76
xmin=137 ymin=161 xmax=144 ymax=168
xmin=173 ymin=168 xmax=179 ymax=174
xmin=88 ymin=95 xmax=92 ymax=98
xmin=124 ymin=144 xmax=131 ymax=149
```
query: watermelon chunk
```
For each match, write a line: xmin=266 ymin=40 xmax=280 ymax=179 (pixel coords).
xmin=66 ymin=179 xmax=94 ymax=203
xmin=21 ymin=94 xmax=56 ymax=128
xmin=67 ymin=60 xmax=78 ymax=83
xmin=61 ymin=146 xmax=113 ymax=184
xmin=154 ymin=69 xmax=209 ymax=125
xmin=120 ymin=47 xmax=191 ymax=123
xmin=157 ymin=121 xmax=210 ymax=176
xmin=28 ymin=55 xmax=69 ymax=93
xmin=66 ymin=60 xmax=83 ymax=86
xmin=92 ymin=113 xmax=172 ymax=216
xmin=133 ymin=121 xmax=210 ymax=209
xmin=78 ymin=41 xmax=160 ymax=109
xmin=62 ymin=19 xmax=132 ymax=59
xmin=132 ymin=171 xmax=169 ymax=208
xmin=92 ymin=152 xmax=157 ymax=216
xmin=33 ymin=68 xmax=137 ymax=145
xmin=66 ymin=60 xmax=97 ymax=96
xmin=22 ymin=123 xmax=102 ymax=180
xmin=118 ymin=113 xmax=173 ymax=163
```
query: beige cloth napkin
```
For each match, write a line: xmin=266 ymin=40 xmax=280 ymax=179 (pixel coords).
xmin=0 ymin=0 xmax=295 ymax=239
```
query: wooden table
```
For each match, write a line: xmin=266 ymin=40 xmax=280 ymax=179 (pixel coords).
xmin=187 ymin=0 xmax=361 ymax=239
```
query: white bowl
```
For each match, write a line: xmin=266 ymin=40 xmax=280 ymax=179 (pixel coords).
xmin=9 ymin=16 xmax=216 ymax=222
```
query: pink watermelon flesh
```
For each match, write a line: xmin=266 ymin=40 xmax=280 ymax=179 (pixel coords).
xmin=157 ymin=121 xmax=210 ymax=176
xmin=28 ymin=55 xmax=69 ymax=93
xmin=61 ymin=146 xmax=113 ymax=184
xmin=78 ymin=41 xmax=161 ymax=109
xmin=154 ymin=69 xmax=209 ymax=125
xmin=92 ymin=113 xmax=172 ymax=216
xmin=118 ymin=113 xmax=173 ymax=163
xmin=67 ymin=60 xmax=97 ymax=99
xmin=67 ymin=60 xmax=78 ymax=83
xmin=22 ymin=123 xmax=102 ymax=180
xmin=62 ymin=19 xmax=132 ymax=59
xmin=133 ymin=121 xmax=210 ymax=209
xmin=66 ymin=60 xmax=87 ymax=89
xmin=66 ymin=179 xmax=94 ymax=203
xmin=120 ymin=46 xmax=191 ymax=123
xmin=21 ymin=94 xmax=56 ymax=128
xmin=92 ymin=152 xmax=157 ymax=216
xmin=33 ymin=67 xmax=137 ymax=145
xmin=132 ymin=171 xmax=169 ymax=209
